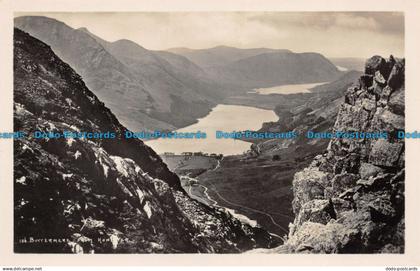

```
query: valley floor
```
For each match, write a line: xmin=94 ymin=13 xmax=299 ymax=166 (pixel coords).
xmin=162 ymin=149 xmax=316 ymax=237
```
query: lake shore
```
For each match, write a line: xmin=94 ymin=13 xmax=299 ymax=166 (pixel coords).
xmin=145 ymin=104 xmax=278 ymax=155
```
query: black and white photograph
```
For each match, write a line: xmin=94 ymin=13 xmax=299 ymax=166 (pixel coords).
xmin=11 ymin=11 xmax=406 ymax=255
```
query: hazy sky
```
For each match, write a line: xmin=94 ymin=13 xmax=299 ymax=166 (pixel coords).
xmin=15 ymin=12 xmax=404 ymax=58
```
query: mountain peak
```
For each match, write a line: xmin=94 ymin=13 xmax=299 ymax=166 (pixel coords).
xmin=112 ymin=38 xmax=146 ymax=49
xmin=77 ymin=27 xmax=89 ymax=33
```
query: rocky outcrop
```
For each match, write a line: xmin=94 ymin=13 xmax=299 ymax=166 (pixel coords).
xmin=278 ymin=55 xmax=405 ymax=253
xmin=13 ymin=28 xmax=277 ymax=253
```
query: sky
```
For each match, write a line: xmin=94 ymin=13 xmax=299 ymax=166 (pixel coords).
xmin=15 ymin=12 xmax=404 ymax=58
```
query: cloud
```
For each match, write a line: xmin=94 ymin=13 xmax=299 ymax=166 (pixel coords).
xmin=15 ymin=12 xmax=404 ymax=58
xmin=249 ymin=12 xmax=403 ymax=34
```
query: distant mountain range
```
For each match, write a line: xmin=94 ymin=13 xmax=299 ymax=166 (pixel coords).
xmin=15 ymin=16 xmax=344 ymax=131
xmin=15 ymin=16 xmax=223 ymax=131
xmin=169 ymin=46 xmax=343 ymax=88
xmin=168 ymin=46 xmax=291 ymax=68
xmin=206 ymin=52 xmax=342 ymax=88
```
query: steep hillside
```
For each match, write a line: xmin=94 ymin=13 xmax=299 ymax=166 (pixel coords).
xmin=14 ymin=16 xmax=224 ymax=131
xmin=170 ymin=46 xmax=343 ymax=89
xmin=258 ymin=55 xmax=405 ymax=253
xmin=208 ymin=52 xmax=342 ymax=89
xmin=13 ymin=28 xmax=277 ymax=253
xmin=82 ymin=30 xmax=225 ymax=127
xmin=238 ymin=70 xmax=362 ymax=155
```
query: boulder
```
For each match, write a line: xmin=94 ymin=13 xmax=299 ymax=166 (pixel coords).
xmin=372 ymin=108 xmax=404 ymax=131
xmin=356 ymin=173 xmax=392 ymax=191
xmin=285 ymin=221 xmax=360 ymax=253
xmin=359 ymin=163 xmax=384 ymax=179
xmin=388 ymin=88 xmax=405 ymax=116
xmin=369 ymin=139 xmax=404 ymax=167
xmin=369 ymin=197 xmax=397 ymax=222
xmin=294 ymin=199 xmax=336 ymax=228
xmin=378 ymin=85 xmax=392 ymax=107
xmin=292 ymin=167 xmax=329 ymax=214
xmin=361 ymin=96 xmax=377 ymax=112
xmin=331 ymin=198 xmax=354 ymax=219
xmin=365 ymin=56 xmax=389 ymax=78
xmin=374 ymin=70 xmax=386 ymax=86
xmin=387 ymin=60 xmax=405 ymax=90
xmin=334 ymin=103 xmax=371 ymax=131
xmin=359 ymin=74 xmax=373 ymax=89
xmin=331 ymin=173 xmax=359 ymax=195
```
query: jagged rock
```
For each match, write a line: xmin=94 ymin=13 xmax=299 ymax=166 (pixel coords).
xmin=359 ymin=74 xmax=374 ymax=89
xmin=368 ymin=196 xmax=397 ymax=222
xmin=331 ymin=198 xmax=354 ymax=219
xmin=282 ymin=55 xmax=405 ymax=254
xmin=292 ymin=167 xmax=329 ymax=214
xmin=374 ymin=71 xmax=386 ymax=86
xmin=369 ymin=139 xmax=404 ymax=167
xmin=331 ymin=173 xmax=359 ymax=196
xmin=359 ymin=162 xmax=384 ymax=179
xmin=341 ymin=153 xmax=362 ymax=174
xmin=372 ymin=108 xmax=404 ymax=132
xmin=362 ymin=96 xmax=376 ymax=112
xmin=388 ymin=88 xmax=405 ymax=116
xmin=338 ymin=186 xmax=360 ymax=200
xmin=387 ymin=60 xmax=405 ymax=90
xmin=334 ymin=103 xmax=371 ymax=131
xmin=372 ymin=80 xmax=383 ymax=98
xmin=356 ymin=174 xmax=392 ymax=191
xmin=294 ymin=199 xmax=336 ymax=228
xmin=378 ymin=85 xmax=392 ymax=107
xmin=365 ymin=55 xmax=389 ymax=78
xmin=344 ymin=87 xmax=358 ymax=105
xmin=285 ymin=221 xmax=361 ymax=253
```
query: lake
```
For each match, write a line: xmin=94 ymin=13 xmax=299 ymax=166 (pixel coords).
xmin=251 ymin=82 xmax=328 ymax=95
xmin=145 ymin=104 xmax=278 ymax=155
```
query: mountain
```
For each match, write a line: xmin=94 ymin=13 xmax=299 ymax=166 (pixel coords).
xmin=255 ymin=55 xmax=405 ymax=253
xmin=207 ymin=52 xmax=343 ymax=89
xmin=14 ymin=16 xmax=224 ymax=131
xmin=13 ymin=28 xmax=278 ymax=253
xmin=168 ymin=46 xmax=291 ymax=68
xmin=169 ymin=46 xmax=343 ymax=89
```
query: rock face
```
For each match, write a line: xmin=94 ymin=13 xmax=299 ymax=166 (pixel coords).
xmin=279 ymin=55 xmax=405 ymax=253
xmin=14 ymin=28 xmax=277 ymax=253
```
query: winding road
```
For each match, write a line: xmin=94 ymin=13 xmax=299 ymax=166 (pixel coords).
xmin=205 ymin=182 xmax=289 ymax=234
xmin=181 ymin=171 xmax=290 ymax=235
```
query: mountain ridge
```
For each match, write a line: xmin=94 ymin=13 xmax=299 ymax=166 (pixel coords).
xmin=14 ymin=16 xmax=224 ymax=131
xmin=167 ymin=46 xmax=292 ymax=68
